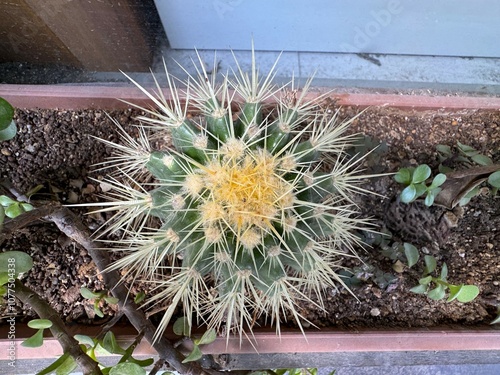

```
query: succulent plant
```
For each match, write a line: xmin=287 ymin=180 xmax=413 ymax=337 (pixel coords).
xmin=89 ymin=49 xmax=378 ymax=343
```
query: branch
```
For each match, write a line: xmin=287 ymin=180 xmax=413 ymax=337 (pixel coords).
xmin=45 ymin=206 xmax=225 ymax=375
xmin=14 ymin=279 xmax=103 ymax=375
xmin=0 ymin=201 xmax=60 ymax=243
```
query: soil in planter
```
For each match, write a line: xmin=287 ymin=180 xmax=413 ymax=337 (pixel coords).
xmin=1 ymin=104 xmax=499 ymax=331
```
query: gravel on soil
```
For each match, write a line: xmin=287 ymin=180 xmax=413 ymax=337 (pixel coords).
xmin=1 ymin=105 xmax=499 ymax=330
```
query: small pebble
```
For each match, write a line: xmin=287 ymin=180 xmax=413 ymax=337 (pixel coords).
xmin=370 ymin=308 xmax=381 ymax=317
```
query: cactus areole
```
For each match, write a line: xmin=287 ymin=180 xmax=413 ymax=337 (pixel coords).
xmin=91 ymin=49 xmax=377 ymax=343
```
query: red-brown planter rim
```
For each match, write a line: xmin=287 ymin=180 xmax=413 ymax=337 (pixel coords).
xmin=0 ymin=83 xmax=499 ymax=362
xmin=1 ymin=83 xmax=500 ymax=111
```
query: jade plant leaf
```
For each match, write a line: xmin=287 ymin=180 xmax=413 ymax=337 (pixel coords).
xmin=28 ymin=319 xmax=53 ymax=330
xmin=102 ymin=331 xmax=126 ymax=355
xmin=21 ymin=329 xmax=45 ymax=348
xmin=37 ymin=352 xmax=75 ymax=375
xmin=0 ymin=97 xmax=14 ymax=130
xmin=0 ymin=120 xmax=16 ymax=141
xmin=74 ymin=334 xmax=96 ymax=347
xmin=109 ymin=362 xmax=146 ymax=375
xmin=0 ymin=251 xmax=34 ymax=279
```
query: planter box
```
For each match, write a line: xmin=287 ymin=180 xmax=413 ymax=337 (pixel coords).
xmin=0 ymin=84 xmax=499 ymax=371
xmin=155 ymin=0 xmax=500 ymax=57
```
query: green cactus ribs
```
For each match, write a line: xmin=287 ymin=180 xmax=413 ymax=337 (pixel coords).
xmin=88 ymin=48 xmax=378 ymax=343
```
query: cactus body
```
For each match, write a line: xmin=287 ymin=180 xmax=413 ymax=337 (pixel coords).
xmin=92 ymin=51 xmax=377 ymax=342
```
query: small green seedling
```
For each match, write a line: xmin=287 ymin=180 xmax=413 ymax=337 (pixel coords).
xmin=173 ymin=317 xmax=217 ymax=363
xmin=80 ymin=287 xmax=119 ymax=318
xmin=437 ymin=142 xmax=500 ymax=199
xmin=410 ymin=255 xmax=479 ymax=303
xmin=0 ymin=96 xmax=17 ymax=141
xmin=0 ymin=195 xmax=34 ymax=228
xmin=21 ymin=319 xmax=53 ymax=348
xmin=395 ymin=164 xmax=447 ymax=206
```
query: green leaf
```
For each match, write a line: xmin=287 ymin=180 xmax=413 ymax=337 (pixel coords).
xmin=403 ymin=243 xmax=419 ymax=268
xmin=103 ymin=296 xmax=119 ymax=305
xmin=488 ymin=171 xmax=500 ymax=188
xmin=0 ymin=121 xmax=16 ymax=141
xmin=0 ymin=285 xmax=6 ymax=296
xmin=436 ymin=144 xmax=452 ymax=156
xmin=471 ymin=154 xmax=493 ymax=166
xmin=127 ymin=356 xmax=155 ymax=367
xmin=182 ymin=344 xmax=203 ymax=363
xmin=418 ymin=275 xmax=433 ymax=285
xmin=36 ymin=352 xmax=72 ymax=375
xmin=457 ymin=141 xmax=477 ymax=156
xmin=490 ymin=313 xmax=500 ymax=325
xmin=401 ymin=184 xmax=417 ymax=203
xmin=394 ymin=168 xmax=412 ymax=185
xmin=0 ymin=195 xmax=16 ymax=206
xmin=196 ymin=329 xmax=217 ymax=345
xmin=410 ymin=284 xmax=428 ymax=294
xmin=21 ymin=202 xmax=34 ymax=212
xmin=428 ymin=284 xmax=446 ymax=300
xmin=414 ymin=183 xmax=428 ymax=198
xmin=0 ymin=251 xmax=34 ymax=277
xmin=424 ymin=190 xmax=438 ymax=207
xmin=448 ymin=284 xmax=480 ymax=303
xmin=80 ymin=287 xmax=102 ymax=300
xmin=438 ymin=164 xmax=453 ymax=174
xmin=412 ymin=164 xmax=431 ymax=184
xmin=102 ymin=331 xmax=126 ymax=355
xmin=21 ymin=329 xmax=45 ymax=347
xmin=94 ymin=305 xmax=104 ymax=318
xmin=5 ymin=202 xmax=24 ymax=218
xmin=0 ymin=97 xmax=15 ymax=130
xmin=440 ymin=263 xmax=448 ymax=281
xmin=134 ymin=291 xmax=146 ymax=304
xmin=74 ymin=334 xmax=96 ymax=347
xmin=429 ymin=173 xmax=447 ymax=189
xmin=173 ymin=317 xmax=190 ymax=337
xmin=28 ymin=319 xmax=53 ymax=330
xmin=109 ymin=362 xmax=146 ymax=375
xmin=54 ymin=354 xmax=78 ymax=375
xmin=424 ymin=255 xmax=437 ymax=274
